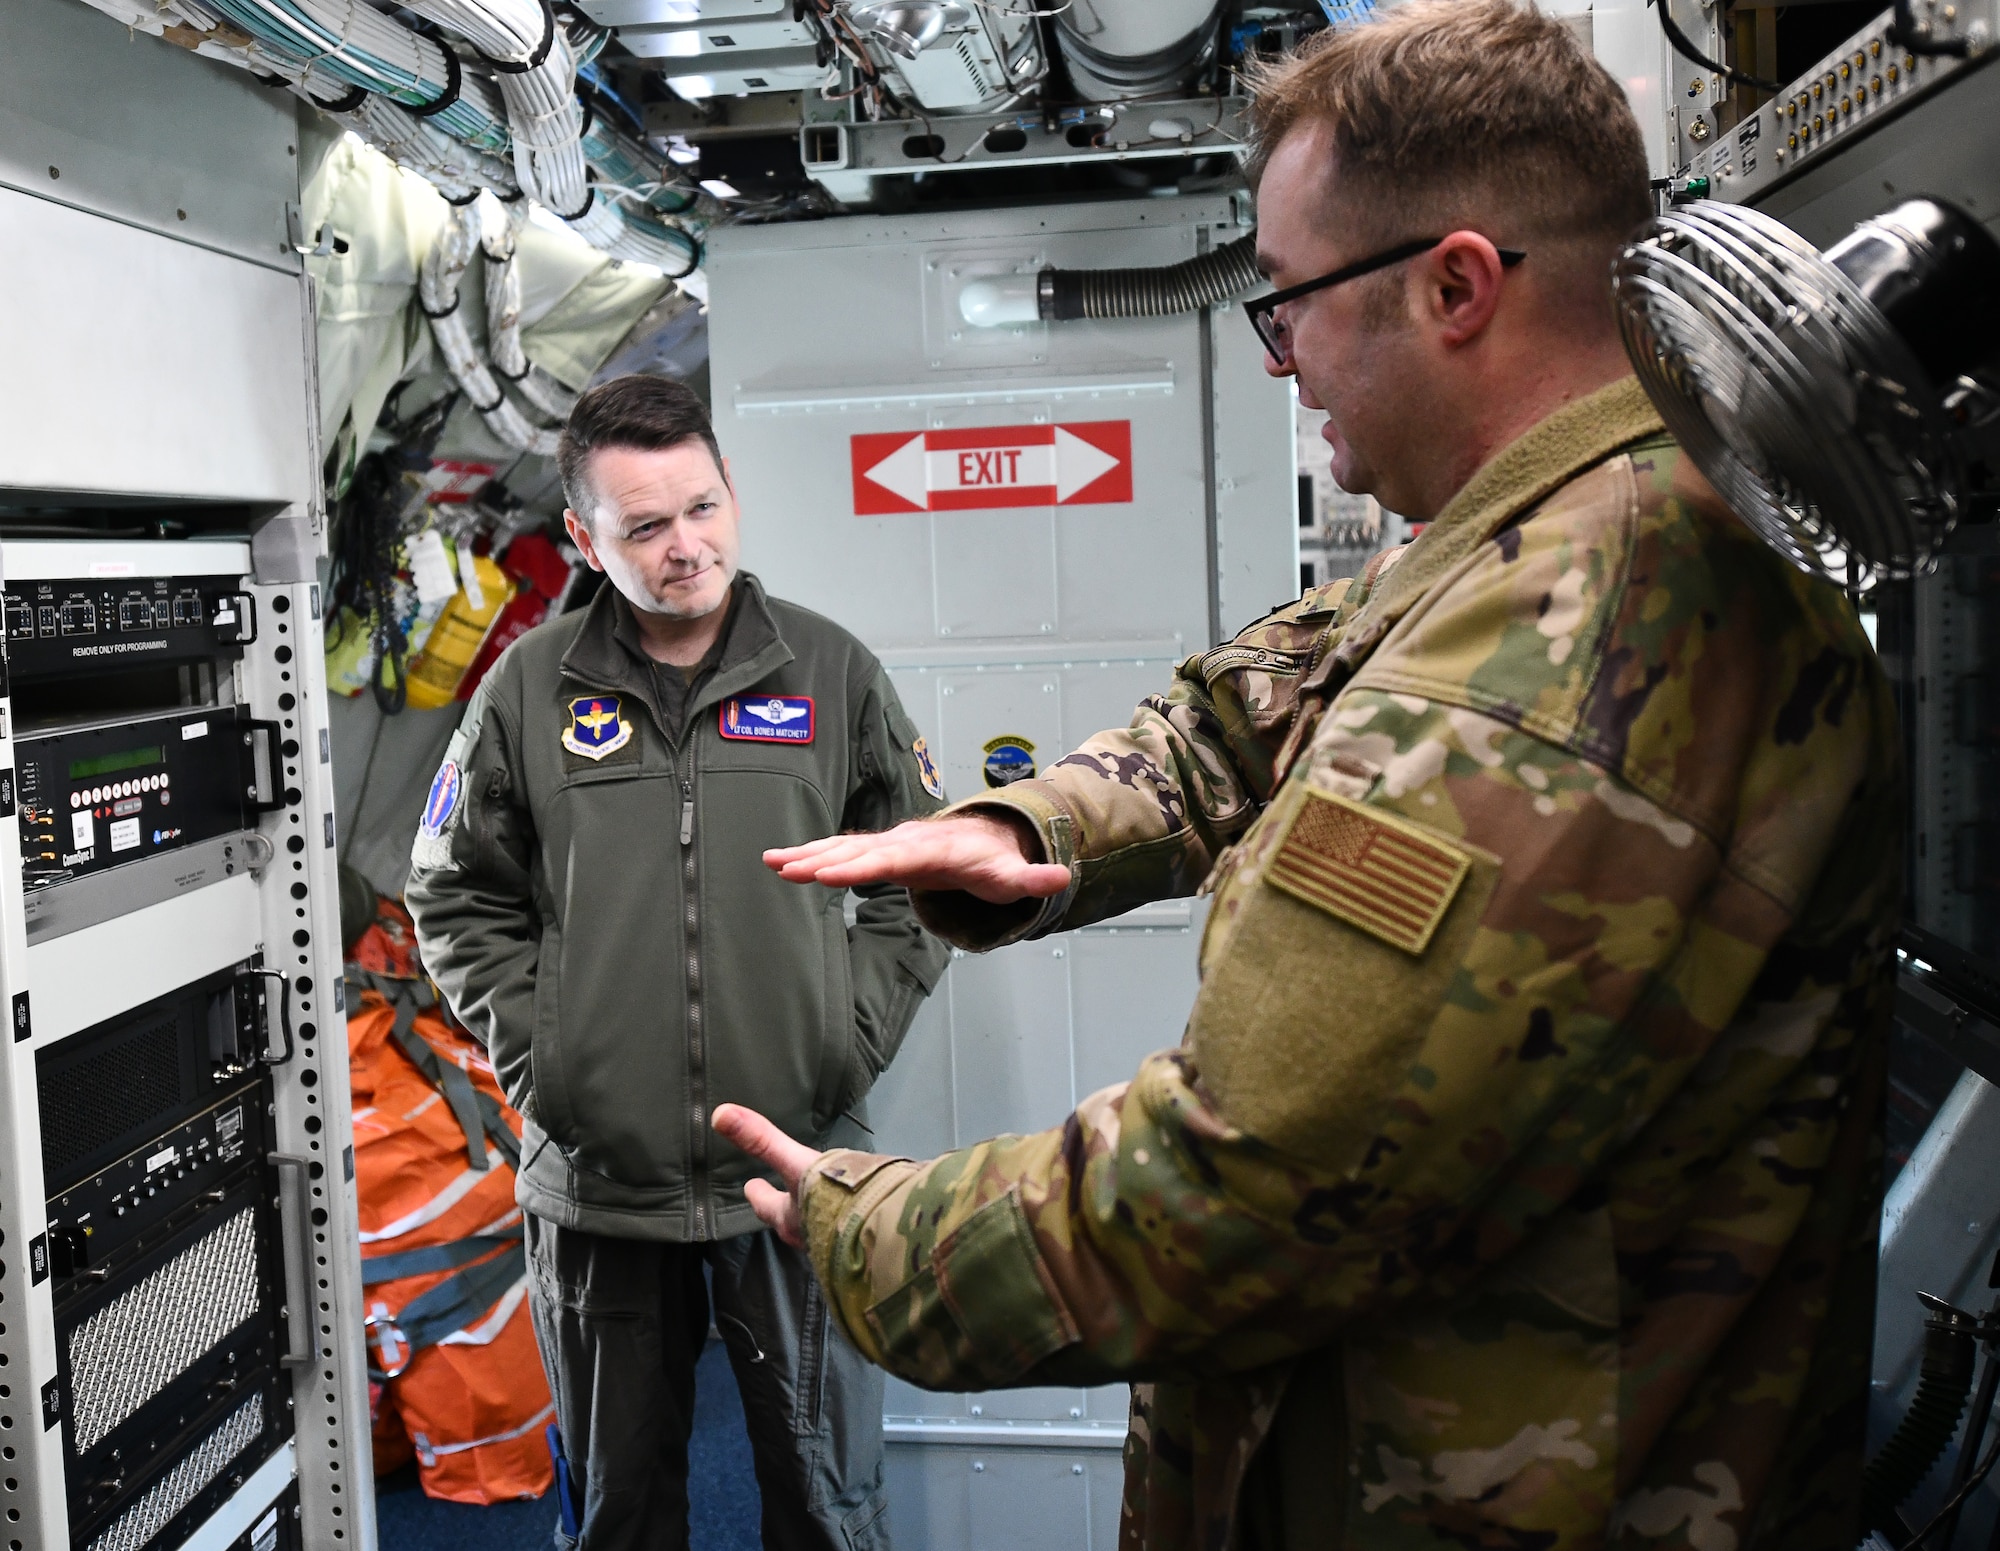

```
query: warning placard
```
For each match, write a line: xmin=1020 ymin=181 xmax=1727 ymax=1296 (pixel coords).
xmin=851 ymin=421 xmax=1133 ymax=514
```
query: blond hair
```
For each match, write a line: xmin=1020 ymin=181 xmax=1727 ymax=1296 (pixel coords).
xmin=1248 ymin=0 xmax=1652 ymax=252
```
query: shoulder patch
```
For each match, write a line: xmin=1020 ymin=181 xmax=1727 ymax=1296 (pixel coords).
xmin=563 ymin=695 xmax=632 ymax=760
xmin=419 ymin=760 xmax=461 ymax=837
xmin=1266 ymin=789 xmax=1468 ymax=955
xmin=720 ymin=694 xmax=815 ymax=743
xmin=912 ymin=736 xmax=945 ymax=800
xmin=981 ymin=735 xmax=1035 ymax=789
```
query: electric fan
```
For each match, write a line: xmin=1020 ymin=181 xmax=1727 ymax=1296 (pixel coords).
xmin=1613 ymin=197 xmax=2000 ymax=588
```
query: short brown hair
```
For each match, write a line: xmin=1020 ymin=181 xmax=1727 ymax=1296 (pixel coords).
xmin=1248 ymin=0 xmax=1651 ymax=250
xmin=558 ymin=374 xmax=723 ymax=523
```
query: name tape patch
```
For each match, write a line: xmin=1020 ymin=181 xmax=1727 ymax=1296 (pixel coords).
xmin=721 ymin=695 xmax=815 ymax=743
xmin=1266 ymin=789 xmax=1469 ymax=956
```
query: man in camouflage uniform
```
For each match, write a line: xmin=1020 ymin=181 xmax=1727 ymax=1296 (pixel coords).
xmin=716 ymin=5 xmax=1903 ymax=1547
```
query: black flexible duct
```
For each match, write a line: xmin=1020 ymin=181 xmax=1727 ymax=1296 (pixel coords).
xmin=1039 ymin=232 xmax=1262 ymax=322
xmin=1863 ymin=1295 xmax=1981 ymax=1536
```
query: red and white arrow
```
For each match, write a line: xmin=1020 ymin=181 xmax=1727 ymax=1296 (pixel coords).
xmin=850 ymin=421 xmax=1133 ymax=514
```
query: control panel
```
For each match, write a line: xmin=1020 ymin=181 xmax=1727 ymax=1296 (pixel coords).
xmin=3 ymin=572 xmax=254 ymax=679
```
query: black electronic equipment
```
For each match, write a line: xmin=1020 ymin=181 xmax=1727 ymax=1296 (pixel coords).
xmin=15 ymin=708 xmax=284 ymax=893
xmin=37 ymin=964 xmax=290 ymax=1198
xmin=2 ymin=574 xmax=253 ymax=681
xmin=39 ymin=969 xmax=297 ymax=1551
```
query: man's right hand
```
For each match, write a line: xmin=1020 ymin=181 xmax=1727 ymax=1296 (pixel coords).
xmin=764 ymin=813 xmax=1070 ymax=903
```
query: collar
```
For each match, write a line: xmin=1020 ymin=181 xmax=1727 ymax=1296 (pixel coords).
xmin=560 ymin=571 xmax=794 ymax=740
xmin=1328 ymin=375 xmax=1665 ymax=673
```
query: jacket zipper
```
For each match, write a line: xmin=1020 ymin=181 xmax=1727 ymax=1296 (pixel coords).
xmin=679 ymin=743 xmax=709 ymax=1239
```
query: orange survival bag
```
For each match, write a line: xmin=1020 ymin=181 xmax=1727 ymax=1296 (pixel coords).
xmin=347 ymin=897 xmax=553 ymax=1504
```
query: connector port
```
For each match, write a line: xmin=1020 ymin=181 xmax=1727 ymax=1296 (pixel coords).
xmin=117 ymin=597 xmax=154 ymax=632
xmin=171 ymin=591 xmax=203 ymax=628
xmin=58 ymin=601 xmax=97 ymax=637
xmin=5 ymin=598 xmax=34 ymax=641
xmin=37 ymin=605 xmax=57 ymax=638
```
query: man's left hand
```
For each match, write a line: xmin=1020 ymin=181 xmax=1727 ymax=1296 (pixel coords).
xmin=712 ymin=1104 xmax=820 ymax=1247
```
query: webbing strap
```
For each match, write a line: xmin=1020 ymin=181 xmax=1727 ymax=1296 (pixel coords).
xmin=380 ymin=994 xmax=523 ymax=1173
xmin=391 ymin=1242 xmax=526 ymax=1354
xmin=361 ymin=1225 xmax=524 ymax=1286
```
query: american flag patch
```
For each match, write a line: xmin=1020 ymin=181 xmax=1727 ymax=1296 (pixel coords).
xmin=1266 ymin=789 xmax=1470 ymax=955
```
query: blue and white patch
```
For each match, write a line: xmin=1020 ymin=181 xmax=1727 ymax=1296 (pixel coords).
xmin=720 ymin=694 xmax=815 ymax=744
xmin=420 ymin=760 xmax=461 ymax=836
xmin=981 ymin=734 xmax=1036 ymax=789
xmin=563 ymin=695 xmax=633 ymax=760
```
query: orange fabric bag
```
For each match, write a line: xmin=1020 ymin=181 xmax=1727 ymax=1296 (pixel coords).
xmin=350 ymin=984 xmax=553 ymax=1503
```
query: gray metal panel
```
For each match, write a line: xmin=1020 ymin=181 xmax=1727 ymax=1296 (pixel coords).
xmin=885 ymin=1444 xmax=1122 ymax=1551
xmin=1748 ymin=51 xmax=2000 ymax=248
xmin=0 ymin=0 xmax=302 ymax=272
xmin=0 ymin=187 xmax=313 ymax=503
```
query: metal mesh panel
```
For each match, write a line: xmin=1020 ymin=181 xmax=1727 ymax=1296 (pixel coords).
xmin=84 ymin=1394 xmax=265 ymax=1551
xmin=67 ymin=1208 xmax=260 ymax=1454
xmin=40 ymin=1017 xmax=182 ymax=1181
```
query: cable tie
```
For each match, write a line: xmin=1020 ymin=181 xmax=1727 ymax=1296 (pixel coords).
xmin=420 ymin=295 xmax=462 ymax=319
xmin=493 ymin=360 xmax=531 ymax=383
xmin=442 ymin=187 xmax=484 ymax=206
xmin=473 ymin=389 xmax=508 ymax=414
xmin=480 ymin=0 xmax=558 ymax=73
xmin=408 ymin=44 xmax=464 ymax=119
xmin=554 ymin=186 xmax=595 ymax=222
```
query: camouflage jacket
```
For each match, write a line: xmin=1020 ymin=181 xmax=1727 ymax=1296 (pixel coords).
xmin=797 ymin=378 xmax=1903 ymax=1550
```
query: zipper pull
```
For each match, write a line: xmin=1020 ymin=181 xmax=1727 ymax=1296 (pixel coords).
xmin=680 ymin=779 xmax=694 ymax=847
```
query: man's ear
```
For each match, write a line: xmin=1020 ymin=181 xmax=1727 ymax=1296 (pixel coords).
xmin=562 ymin=508 xmax=607 ymax=573
xmin=1422 ymin=231 xmax=1511 ymax=350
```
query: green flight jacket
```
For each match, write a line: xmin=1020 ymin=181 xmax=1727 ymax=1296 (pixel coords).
xmin=796 ymin=379 xmax=1903 ymax=1550
xmin=406 ymin=572 xmax=949 ymax=1241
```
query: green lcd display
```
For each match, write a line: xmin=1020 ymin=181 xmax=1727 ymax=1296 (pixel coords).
xmin=67 ymin=745 xmax=165 ymax=781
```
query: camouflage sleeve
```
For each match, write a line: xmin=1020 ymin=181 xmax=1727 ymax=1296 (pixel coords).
xmin=799 ymin=683 xmax=1868 ymax=1390
xmin=404 ymin=670 xmax=541 ymax=1113
xmin=834 ymin=664 xmax=952 ymax=1114
xmin=913 ymin=577 xmax=1363 ymax=950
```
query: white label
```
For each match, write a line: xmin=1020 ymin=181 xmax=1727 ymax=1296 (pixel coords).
xmin=87 ymin=560 xmax=137 ymax=577
xmin=182 ymin=720 xmax=208 ymax=740
xmin=110 ymin=817 xmax=140 ymax=852
xmin=407 ymin=528 xmax=460 ymax=606
xmin=252 ymin=1507 xmax=279 ymax=1551
xmin=218 ymin=1106 xmax=244 ymax=1140
xmin=146 ymin=1145 xmax=179 ymax=1173
xmin=461 ymin=557 xmax=486 ymax=613
xmin=71 ymin=811 xmax=92 ymax=851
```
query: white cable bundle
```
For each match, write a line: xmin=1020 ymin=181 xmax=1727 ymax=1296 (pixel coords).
xmin=347 ymin=94 xmax=518 ymax=199
xmin=480 ymin=200 xmax=578 ymax=421
xmin=421 ymin=204 xmax=561 ymax=457
xmin=394 ymin=0 xmax=589 ymax=213
xmin=224 ymin=0 xmax=459 ymax=102
xmin=498 ymin=44 xmax=590 ymax=214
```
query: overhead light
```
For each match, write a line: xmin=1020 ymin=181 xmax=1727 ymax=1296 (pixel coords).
xmin=664 ymin=135 xmax=700 ymax=166
xmin=845 ymin=1 xmax=970 ymax=61
xmin=699 ymin=178 xmax=741 ymax=199
xmin=668 ymin=74 xmax=716 ymax=102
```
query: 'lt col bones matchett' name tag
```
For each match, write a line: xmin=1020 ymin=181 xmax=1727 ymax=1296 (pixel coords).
xmin=1266 ymin=788 xmax=1469 ymax=955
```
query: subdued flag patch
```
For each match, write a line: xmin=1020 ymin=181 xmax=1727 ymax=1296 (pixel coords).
xmin=1266 ymin=788 xmax=1469 ymax=955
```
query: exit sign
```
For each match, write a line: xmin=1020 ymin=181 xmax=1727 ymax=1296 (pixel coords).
xmin=850 ymin=422 xmax=1133 ymax=514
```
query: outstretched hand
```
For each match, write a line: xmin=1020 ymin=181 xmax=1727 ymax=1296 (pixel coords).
xmin=763 ymin=813 xmax=1070 ymax=902
xmin=712 ymin=1104 xmax=818 ymax=1247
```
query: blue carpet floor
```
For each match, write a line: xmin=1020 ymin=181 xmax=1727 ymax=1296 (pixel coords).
xmin=374 ymin=1340 xmax=761 ymax=1550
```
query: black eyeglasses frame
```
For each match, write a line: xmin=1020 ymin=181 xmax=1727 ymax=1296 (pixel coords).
xmin=1244 ymin=237 xmax=1528 ymax=365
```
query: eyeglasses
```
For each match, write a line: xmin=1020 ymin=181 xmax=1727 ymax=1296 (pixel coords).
xmin=1244 ymin=237 xmax=1528 ymax=366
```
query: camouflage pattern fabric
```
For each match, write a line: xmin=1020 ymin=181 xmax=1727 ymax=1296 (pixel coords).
xmin=798 ymin=378 xmax=1902 ymax=1550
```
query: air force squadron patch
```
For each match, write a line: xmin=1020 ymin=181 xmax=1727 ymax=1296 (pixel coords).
xmin=913 ymin=736 xmax=945 ymax=800
xmin=720 ymin=695 xmax=815 ymax=744
xmin=420 ymin=760 xmax=461 ymax=837
xmin=563 ymin=695 xmax=633 ymax=760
